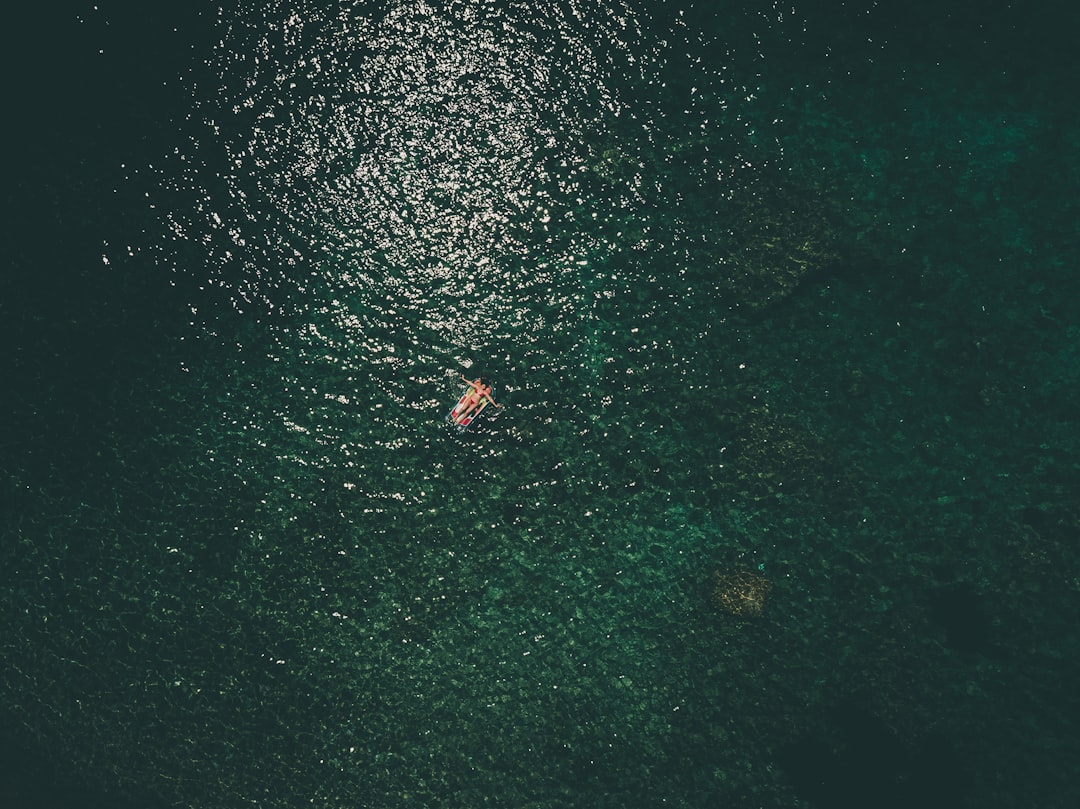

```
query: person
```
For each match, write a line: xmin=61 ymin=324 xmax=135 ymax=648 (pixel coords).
xmin=454 ymin=374 xmax=501 ymax=423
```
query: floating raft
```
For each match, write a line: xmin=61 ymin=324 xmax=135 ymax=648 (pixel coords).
xmin=447 ymin=383 xmax=494 ymax=431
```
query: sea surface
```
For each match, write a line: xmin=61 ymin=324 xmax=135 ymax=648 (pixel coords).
xmin=2 ymin=1 xmax=1079 ymax=807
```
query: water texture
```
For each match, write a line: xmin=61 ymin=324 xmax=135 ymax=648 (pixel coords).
xmin=3 ymin=1 xmax=1079 ymax=807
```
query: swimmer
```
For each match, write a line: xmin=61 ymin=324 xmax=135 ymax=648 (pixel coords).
xmin=454 ymin=374 xmax=501 ymax=423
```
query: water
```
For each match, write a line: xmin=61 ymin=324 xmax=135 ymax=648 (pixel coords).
xmin=3 ymin=1 xmax=1079 ymax=807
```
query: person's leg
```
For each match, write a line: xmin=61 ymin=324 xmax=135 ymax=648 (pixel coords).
xmin=454 ymin=390 xmax=476 ymax=414
xmin=456 ymin=396 xmax=478 ymax=421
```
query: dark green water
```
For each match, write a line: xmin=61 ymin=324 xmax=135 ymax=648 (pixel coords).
xmin=3 ymin=1 xmax=1079 ymax=807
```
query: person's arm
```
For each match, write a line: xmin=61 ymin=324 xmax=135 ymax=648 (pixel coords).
xmin=484 ymin=394 xmax=502 ymax=408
